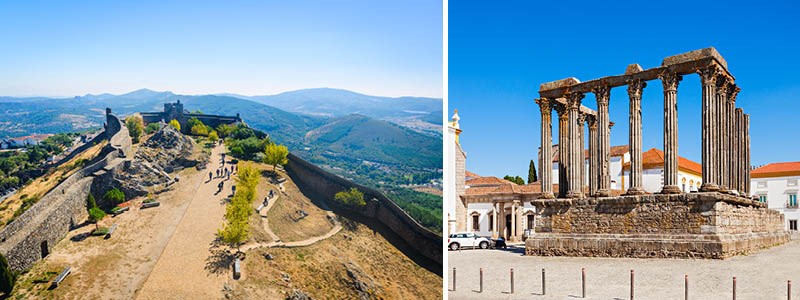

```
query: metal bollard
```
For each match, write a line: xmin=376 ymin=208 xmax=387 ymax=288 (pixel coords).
xmin=789 ymin=280 xmax=792 ymax=300
xmin=630 ymin=269 xmax=635 ymax=300
xmin=685 ymin=274 xmax=689 ymax=300
xmin=582 ymin=267 xmax=586 ymax=298
xmin=479 ymin=268 xmax=483 ymax=293
xmin=452 ymin=268 xmax=456 ymax=291
xmin=542 ymin=268 xmax=546 ymax=295
xmin=510 ymin=268 xmax=515 ymax=294
xmin=733 ymin=276 xmax=736 ymax=300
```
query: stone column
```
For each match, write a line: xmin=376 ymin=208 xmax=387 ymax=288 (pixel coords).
xmin=588 ymin=116 xmax=598 ymax=196
xmin=716 ymin=76 xmax=730 ymax=192
xmin=626 ymin=79 xmax=647 ymax=195
xmin=566 ymin=92 xmax=585 ymax=198
xmin=593 ymin=86 xmax=612 ymax=197
xmin=698 ymin=66 xmax=720 ymax=191
xmin=578 ymin=113 xmax=586 ymax=194
xmin=660 ymin=71 xmax=682 ymax=194
xmin=515 ymin=200 xmax=523 ymax=241
xmin=510 ymin=201 xmax=517 ymax=242
xmin=492 ymin=202 xmax=498 ymax=239
xmin=556 ymin=104 xmax=569 ymax=198
xmin=744 ymin=113 xmax=751 ymax=196
xmin=498 ymin=202 xmax=506 ymax=239
xmin=735 ymin=108 xmax=743 ymax=195
xmin=536 ymin=98 xmax=555 ymax=198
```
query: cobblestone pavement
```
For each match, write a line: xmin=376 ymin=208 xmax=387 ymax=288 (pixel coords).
xmin=448 ymin=239 xmax=800 ymax=299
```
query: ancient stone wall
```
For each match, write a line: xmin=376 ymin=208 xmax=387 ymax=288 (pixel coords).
xmin=0 ymin=111 xmax=130 ymax=271
xmin=527 ymin=193 xmax=789 ymax=259
xmin=285 ymin=153 xmax=442 ymax=273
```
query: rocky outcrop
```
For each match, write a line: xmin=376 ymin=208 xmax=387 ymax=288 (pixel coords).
xmin=139 ymin=125 xmax=197 ymax=173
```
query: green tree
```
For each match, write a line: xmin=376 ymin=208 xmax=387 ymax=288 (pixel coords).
xmin=216 ymin=124 xmax=235 ymax=138
xmin=528 ymin=159 xmax=538 ymax=184
xmin=125 ymin=115 xmax=145 ymax=143
xmin=263 ymin=143 xmax=289 ymax=171
xmin=208 ymin=131 xmax=219 ymax=142
xmin=334 ymin=188 xmax=366 ymax=207
xmin=103 ymin=188 xmax=125 ymax=205
xmin=503 ymin=175 xmax=525 ymax=185
xmin=88 ymin=207 xmax=106 ymax=230
xmin=191 ymin=123 xmax=209 ymax=136
xmin=218 ymin=162 xmax=256 ymax=253
xmin=169 ymin=119 xmax=181 ymax=131
xmin=86 ymin=194 xmax=97 ymax=210
xmin=0 ymin=253 xmax=15 ymax=296
xmin=144 ymin=122 xmax=161 ymax=134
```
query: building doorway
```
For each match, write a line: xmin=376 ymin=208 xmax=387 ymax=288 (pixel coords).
xmin=790 ymin=220 xmax=797 ymax=231
xmin=40 ymin=241 xmax=49 ymax=258
xmin=505 ymin=214 xmax=512 ymax=238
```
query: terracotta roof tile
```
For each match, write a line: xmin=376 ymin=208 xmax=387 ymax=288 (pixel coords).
xmin=465 ymin=176 xmax=515 ymax=186
xmin=751 ymin=162 xmax=800 ymax=178
xmin=621 ymin=148 xmax=701 ymax=175
xmin=551 ymin=144 xmax=629 ymax=162
xmin=465 ymin=170 xmax=480 ymax=178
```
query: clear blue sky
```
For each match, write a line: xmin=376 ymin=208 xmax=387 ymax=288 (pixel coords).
xmin=450 ymin=0 xmax=800 ymax=178
xmin=0 ymin=1 xmax=442 ymax=98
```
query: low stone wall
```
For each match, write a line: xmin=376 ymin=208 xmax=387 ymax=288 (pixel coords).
xmin=285 ymin=153 xmax=442 ymax=274
xmin=0 ymin=110 xmax=130 ymax=271
xmin=526 ymin=193 xmax=789 ymax=259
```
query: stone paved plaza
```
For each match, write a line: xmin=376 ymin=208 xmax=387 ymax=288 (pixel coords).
xmin=448 ymin=238 xmax=800 ymax=299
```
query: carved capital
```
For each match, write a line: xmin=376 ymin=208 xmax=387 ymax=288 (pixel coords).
xmin=728 ymin=84 xmax=741 ymax=103
xmin=586 ymin=115 xmax=597 ymax=128
xmin=592 ymin=85 xmax=610 ymax=106
xmin=536 ymin=97 xmax=552 ymax=114
xmin=553 ymin=102 xmax=568 ymax=118
xmin=660 ymin=71 xmax=682 ymax=92
xmin=626 ymin=79 xmax=647 ymax=99
xmin=577 ymin=112 xmax=586 ymax=123
xmin=697 ymin=64 xmax=721 ymax=87
xmin=716 ymin=80 xmax=730 ymax=96
xmin=565 ymin=92 xmax=584 ymax=110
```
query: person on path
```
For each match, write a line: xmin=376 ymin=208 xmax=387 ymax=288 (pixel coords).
xmin=217 ymin=181 xmax=224 ymax=193
xmin=208 ymin=171 xmax=212 ymax=181
xmin=231 ymin=185 xmax=236 ymax=195
xmin=227 ymin=171 xmax=231 ymax=180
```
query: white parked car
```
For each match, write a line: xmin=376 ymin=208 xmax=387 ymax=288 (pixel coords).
xmin=448 ymin=232 xmax=492 ymax=250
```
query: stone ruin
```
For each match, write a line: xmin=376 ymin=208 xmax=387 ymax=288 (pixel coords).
xmin=527 ymin=48 xmax=789 ymax=259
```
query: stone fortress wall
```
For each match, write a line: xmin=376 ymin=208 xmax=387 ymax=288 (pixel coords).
xmin=140 ymin=100 xmax=241 ymax=133
xmin=0 ymin=109 xmax=132 ymax=271
xmin=285 ymin=153 xmax=443 ymax=274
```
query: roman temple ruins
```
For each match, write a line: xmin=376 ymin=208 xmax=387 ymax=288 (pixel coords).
xmin=527 ymin=48 xmax=788 ymax=258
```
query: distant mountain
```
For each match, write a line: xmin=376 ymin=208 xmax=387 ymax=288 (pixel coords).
xmin=244 ymin=88 xmax=443 ymax=131
xmin=305 ymin=114 xmax=442 ymax=168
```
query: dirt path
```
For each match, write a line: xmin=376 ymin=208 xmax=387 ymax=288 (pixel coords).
xmin=135 ymin=144 xmax=231 ymax=300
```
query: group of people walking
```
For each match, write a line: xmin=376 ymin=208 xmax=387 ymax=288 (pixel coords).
xmin=209 ymin=150 xmax=237 ymax=194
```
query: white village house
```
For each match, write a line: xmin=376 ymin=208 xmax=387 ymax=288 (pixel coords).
xmin=750 ymin=162 xmax=800 ymax=231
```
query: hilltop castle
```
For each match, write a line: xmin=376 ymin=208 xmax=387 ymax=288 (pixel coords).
xmin=140 ymin=100 xmax=242 ymax=132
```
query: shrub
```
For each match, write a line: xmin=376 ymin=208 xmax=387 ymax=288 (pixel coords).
xmin=144 ymin=123 xmax=160 ymax=134
xmin=0 ymin=253 xmax=15 ymax=295
xmin=263 ymin=143 xmax=289 ymax=171
xmin=88 ymin=207 xmax=106 ymax=230
xmin=125 ymin=115 xmax=144 ymax=143
xmin=86 ymin=194 xmax=97 ymax=209
xmin=334 ymin=188 xmax=366 ymax=207
xmin=208 ymin=131 xmax=219 ymax=142
xmin=103 ymin=188 xmax=125 ymax=205
xmin=169 ymin=119 xmax=181 ymax=131
xmin=91 ymin=226 xmax=109 ymax=236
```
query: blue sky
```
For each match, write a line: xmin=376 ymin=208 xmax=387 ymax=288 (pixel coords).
xmin=0 ymin=1 xmax=442 ymax=98
xmin=450 ymin=0 xmax=800 ymax=178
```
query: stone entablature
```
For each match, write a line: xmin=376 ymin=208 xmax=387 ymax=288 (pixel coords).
xmin=526 ymin=193 xmax=788 ymax=259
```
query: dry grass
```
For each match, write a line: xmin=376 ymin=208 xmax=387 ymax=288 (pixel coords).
xmin=263 ymin=167 xmax=334 ymax=242
xmin=0 ymin=141 xmax=107 ymax=228
xmin=233 ymin=220 xmax=442 ymax=299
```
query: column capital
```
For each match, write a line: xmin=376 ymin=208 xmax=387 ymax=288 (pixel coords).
xmin=535 ymin=97 xmax=552 ymax=109
xmin=586 ymin=115 xmax=597 ymax=128
xmin=716 ymin=80 xmax=730 ymax=96
xmin=592 ymin=85 xmax=610 ymax=105
xmin=553 ymin=102 xmax=568 ymax=117
xmin=660 ymin=71 xmax=683 ymax=92
xmin=728 ymin=84 xmax=741 ymax=103
xmin=566 ymin=92 xmax=584 ymax=110
xmin=626 ymin=79 xmax=647 ymax=99
xmin=697 ymin=64 xmax=723 ymax=86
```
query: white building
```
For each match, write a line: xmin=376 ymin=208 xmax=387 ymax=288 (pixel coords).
xmin=549 ymin=145 xmax=703 ymax=194
xmin=750 ymin=162 xmax=800 ymax=231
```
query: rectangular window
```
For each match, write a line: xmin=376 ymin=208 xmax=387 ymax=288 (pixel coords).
xmin=789 ymin=179 xmax=798 ymax=187
xmin=790 ymin=220 xmax=798 ymax=231
xmin=472 ymin=215 xmax=479 ymax=231
xmin=527 ymin=215 xmax=534 ymax=229
xmin=488 ymin=215 xmax=494 ymax=231
xmin=789 ymin=194 xmax=798 ymax=208
xmin=758 ymin=181 xmax=767 ymax=188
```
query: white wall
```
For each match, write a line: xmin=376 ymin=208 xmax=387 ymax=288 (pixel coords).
xmin=751 ymin=175 xmax=800 ymax=231
xmin=465 ymin=202 xmax=537 ymax=237
xmin=445 ymin=125 xmax=457 ymax=232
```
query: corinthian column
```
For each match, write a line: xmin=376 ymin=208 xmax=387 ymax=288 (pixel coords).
xmin=744 ymin=113 xmax=751 ymax=196
xmin=660 ymin=71 xmax=682 ymax=194
xmin=593 ymin=86 xmax=612 ymax=197
xmin=735 ymin=107 xmax=743 ymax=195
xmin=566 ymin=92 xmax=585 ymax=198
xmin=698 ymin=66 xmax=720 ymax=191
xmin=555 ymin=103 xmax=568 ymax=198
xmin=625 ymin=79 xmax=646 ymax=195
xmin=588 ymin=116 xmax=598 ymax=196
xmin=492 ymin=202 xmax=498 ymax=239
xmin=716 ymin=79 xmax=730 ymax=192
xmin=536 ymin=98 xmax=555 ymax=198
xmin=578 ymin=113 xmax=586 ymax=193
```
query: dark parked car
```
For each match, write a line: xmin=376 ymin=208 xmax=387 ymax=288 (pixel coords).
xmin=493 ymin=237 xmax=507 ymax=249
